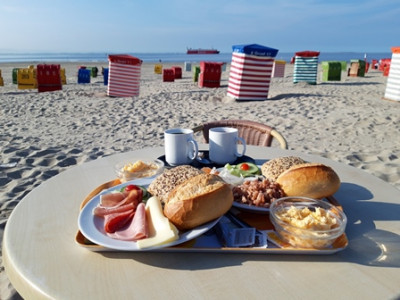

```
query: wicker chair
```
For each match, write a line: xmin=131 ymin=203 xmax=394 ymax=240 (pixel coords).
xmin=192 ymin=120 xmax=287 ymax=149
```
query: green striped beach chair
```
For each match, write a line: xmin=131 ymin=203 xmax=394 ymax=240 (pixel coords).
xmin=293 ymin=51 xmax=320 ymax=84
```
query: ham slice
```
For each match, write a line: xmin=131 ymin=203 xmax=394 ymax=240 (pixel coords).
xmin=93 ymin=189 xmax=143 ymax=217
xmin=104 ymin=210 xmax=135 ymax=233
xmin=100 ymin=192 xmax=125 ymax=207
xmin=109 ymin=203 xmax=149 ymax=241
xmin=93 ymin=202 xmax=135 ymax=217
xmin=93 ymin=187 xmax=146 ymax=237
xmin=123 ymin=189 xmax=143 ymax=207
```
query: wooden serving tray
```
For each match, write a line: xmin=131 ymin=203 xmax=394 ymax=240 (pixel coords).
xmin=75 ymin=180 xmax=348 ymax=254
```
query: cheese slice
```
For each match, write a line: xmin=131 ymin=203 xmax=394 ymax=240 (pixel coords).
xmin=136 ymin=196 xmax=179 ymax=249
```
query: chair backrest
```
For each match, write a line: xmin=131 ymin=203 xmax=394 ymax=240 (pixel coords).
xmin=193 ymin=119 xmax=287 ymax=149
xmin=349 ymin=62 xmax=359 ymax=77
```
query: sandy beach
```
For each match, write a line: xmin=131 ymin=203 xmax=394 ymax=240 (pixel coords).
xmin=1 ymin=60 xmax=399 ymax=299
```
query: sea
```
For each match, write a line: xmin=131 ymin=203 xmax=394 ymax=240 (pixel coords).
xmin=0 ymin=52 xmax=392 ymax=64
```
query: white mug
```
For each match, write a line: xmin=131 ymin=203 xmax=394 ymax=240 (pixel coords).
xmin=209 ymin=127 xmax=246 ymax=164
xmin=164 ymin=128 xmax=199 ymax=166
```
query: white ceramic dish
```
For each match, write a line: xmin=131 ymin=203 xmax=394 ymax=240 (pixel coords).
xmin=217 ymin=165 xmax=271 ymax=213
xmin=115 ymin=159 xmax=164 ymax=182
xmin=78 ymin=178 xmax=221 ymax=251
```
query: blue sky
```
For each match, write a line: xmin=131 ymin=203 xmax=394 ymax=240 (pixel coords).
xmin=1 ymin=0 xmax=398 ymax=53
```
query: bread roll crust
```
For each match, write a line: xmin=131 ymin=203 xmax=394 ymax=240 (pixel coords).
xmin=147 ymin=165 xmax=203 ymax=203
xmin=164 ymin=174 xmax=233 ymax=230
xmin=276 ymin=163 xmax=340 ymax=198
xmin=261 ymin=156 xmax=306 ymax=181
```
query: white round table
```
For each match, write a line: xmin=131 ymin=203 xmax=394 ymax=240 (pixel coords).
xmin=4 ymin=146 xmax=400 ymax=299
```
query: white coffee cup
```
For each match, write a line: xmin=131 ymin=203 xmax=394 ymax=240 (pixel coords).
xmin=209 ymin=127 xmax=246 ymax=164
xmin=164 ymin=128 xmax=199 ymax=166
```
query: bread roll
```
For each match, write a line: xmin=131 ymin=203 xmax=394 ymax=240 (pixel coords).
xmin=276 ymin=163 xmax=340 ymax=199
xmin=261 ymin=156 xmax=306 ymax=181
xmin=164 ymin=174 xmax=233 ymax=230
xmin=147 ymin=165 xmax=203 ymax=203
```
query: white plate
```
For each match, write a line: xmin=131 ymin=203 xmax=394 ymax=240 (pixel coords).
xmin=78 ymin=178 xmax=221 ymax=251
xmin=217 ymin=166 xmax=270 ymax=213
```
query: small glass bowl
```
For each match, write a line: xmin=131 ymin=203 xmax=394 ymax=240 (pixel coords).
xmin=269 ymin=196 xmax=347 ymax=249
xmin=115 ymin=159 xmax=164 ymax=182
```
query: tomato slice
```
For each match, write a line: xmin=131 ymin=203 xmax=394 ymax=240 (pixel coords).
xmin=124 ymin=184 xmax=141 ymax=192
xmin=240 ymin=163 xmax=250 ymax=171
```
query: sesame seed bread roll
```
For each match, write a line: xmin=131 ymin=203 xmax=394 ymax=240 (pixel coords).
xmin=276 ymin=163 xmax=341 ymax=199
xmin=164 ymin=174 xmax=233 ymax=230
xmin=261 ymin=156 xmax=306 ymax=181
xmin=147 ymin=165 xmax=203 ymax=204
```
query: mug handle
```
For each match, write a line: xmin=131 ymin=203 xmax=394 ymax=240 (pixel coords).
xmin=187 ymin=139 xmax=199 ymax=160
xmin=235 ymin=137 xmax=246 ymax=158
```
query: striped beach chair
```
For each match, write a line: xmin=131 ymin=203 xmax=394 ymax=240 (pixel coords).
xmin=107 ymin=54 xmax=142 ymax=97
xmin=293 ymin=51 xmax=320 ymax=84
xmin=272 ymin=60 xmax=286 ymax=78
xmin=383 ymin=47 xmax=400 ymax=102
xmin=227 ymin=44 xmax=279 ymax=101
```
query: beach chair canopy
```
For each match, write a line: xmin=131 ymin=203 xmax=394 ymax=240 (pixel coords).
xmin=192 ymin=119 xmax=287 ymax=149
xmin=232 ymin=44 xmax=279 ymax=58
xmin=391 ymin=46 xmax=400 ymax=53
xmin=295 ymin=51 xmax=320 ymax=57
xmin=108 ymin=54 xmax=142 ymax=65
